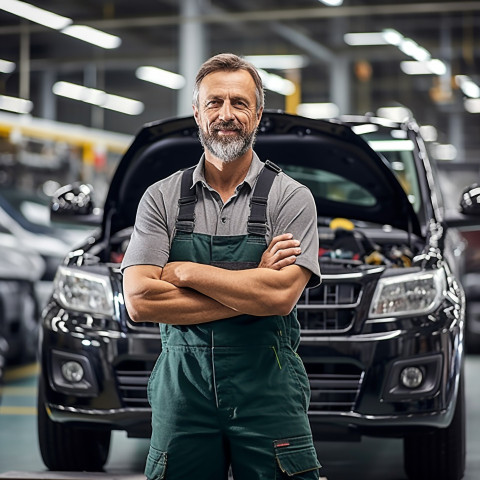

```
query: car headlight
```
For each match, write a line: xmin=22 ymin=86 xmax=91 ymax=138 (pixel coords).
xmin=369 ymin=269 xmax=446 ymax=318
xmin=53 ymin=266 xmax=114 ymax=316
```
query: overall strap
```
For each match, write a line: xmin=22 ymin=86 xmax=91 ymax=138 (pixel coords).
xmin=248 ymin=160 xmax=282 ymax=236
xmin=175 ymin=166 xmax=196 ymax=233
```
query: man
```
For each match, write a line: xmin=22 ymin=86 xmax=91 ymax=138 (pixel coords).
xmin=122 ymin=53 xmax=322 ymax=479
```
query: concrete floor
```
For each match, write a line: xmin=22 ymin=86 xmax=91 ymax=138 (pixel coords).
xmin=1 ymin=357 xmax=480 ymax=480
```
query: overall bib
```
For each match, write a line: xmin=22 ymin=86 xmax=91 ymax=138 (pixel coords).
xmin=145 ymin=162 xmax=321 ymax=480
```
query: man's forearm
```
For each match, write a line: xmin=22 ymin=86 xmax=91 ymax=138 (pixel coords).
xmin=161 ymin=262 xmax=310 ymax=317
xmin=124 ymin=272 xmax=240 ymax=324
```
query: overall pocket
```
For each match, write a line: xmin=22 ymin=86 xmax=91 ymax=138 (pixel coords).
xmin=144 ymin=445 xmax=167 ymax=480
xmin=285 ymin=351 xmax=311 ymax=412
xmin=274 ymin=435 xmax=321 ymax=479
xmin=147 ymin=351 xmax=166 ymax=406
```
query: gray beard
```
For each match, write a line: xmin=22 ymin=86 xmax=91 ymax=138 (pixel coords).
xmin=198 ymin=125 xmax=256 ymax=163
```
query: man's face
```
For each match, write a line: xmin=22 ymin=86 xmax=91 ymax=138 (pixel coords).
xmin=193 ymin=70 xmax=263 ymax=162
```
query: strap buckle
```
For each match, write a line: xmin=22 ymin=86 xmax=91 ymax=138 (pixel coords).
xmin=247 ymin=222 xmax=267 ymax=236
xmin=250 ymin=195 xmax=268 ymax=206
xmin=178 ymin=195 xmax=196 ymax=206
xmin=265 ymin=160 xmax=282 ymax=174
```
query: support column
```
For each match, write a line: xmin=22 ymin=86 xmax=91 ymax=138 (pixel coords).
xmin=84 ymin=63 xmax=104 ymax=130
xmin=177 ymin=0 xmax=207 ymax=117
xmin=285 ymin=69 xmax=301 ymax=115
xmin=39 ymin=70 xmax=56 ymax=120
xmin=330 ymin=56 xmax=351 ymax=115
xmin=449 ymin=108 xmax=465 ymax=162
xmin=19 ymin=21 xmax=30 ymax=101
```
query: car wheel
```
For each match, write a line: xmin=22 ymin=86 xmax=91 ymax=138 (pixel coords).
xmin=403 ymin=373 xmax=466 ymax=480
xmin=37 ymin=377 xmax=111 ymax=471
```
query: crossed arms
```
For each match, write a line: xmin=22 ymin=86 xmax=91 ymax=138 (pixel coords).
xmin=123 ymin=234 xmax=311 ymax=325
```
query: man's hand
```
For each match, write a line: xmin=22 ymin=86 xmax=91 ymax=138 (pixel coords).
xmin=161 ymin=234 xmax=301 ymax=285
xmin=259 ymin=233 xmax=301 ymax=270
xmin=161 ymin=262 xmax=190 ymax=287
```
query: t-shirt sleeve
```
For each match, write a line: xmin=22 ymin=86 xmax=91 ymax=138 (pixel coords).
xmin=270 ymin=178 xmax=321 ymax=288
xmin=121 ymin=184 xmax=171 ymax=273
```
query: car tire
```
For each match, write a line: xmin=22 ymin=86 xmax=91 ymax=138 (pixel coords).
xmin=403 ymin=373 xmax=466 ymax=480
xmin=37 ymin=377 xmax=111 ymax=471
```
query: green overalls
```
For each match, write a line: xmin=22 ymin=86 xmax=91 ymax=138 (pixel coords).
xmin=145 ymin=161 xmax=321 ymax=480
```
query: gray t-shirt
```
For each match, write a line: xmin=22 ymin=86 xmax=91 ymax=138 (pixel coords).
xmin=121 ymin=152 xmax=321 ymax=287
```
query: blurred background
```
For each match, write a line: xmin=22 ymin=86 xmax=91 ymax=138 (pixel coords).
xmin=0 ymin=0 xmax=478 ymax=197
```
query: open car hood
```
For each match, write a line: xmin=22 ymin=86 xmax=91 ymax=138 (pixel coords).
xmin=104 ymin=111 xmax=422 ymax=238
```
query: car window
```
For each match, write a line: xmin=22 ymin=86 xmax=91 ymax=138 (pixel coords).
xmin=278 ymin=164 xmax=376 ymax=207
xmin=359 ymin=132 xmax=423 ymax=215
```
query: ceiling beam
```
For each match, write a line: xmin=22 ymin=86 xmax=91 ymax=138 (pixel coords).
xmin=78 ymin=2 xmax=480 ymax=29
xmin=0 ymin=2 xmax=479 ymax=35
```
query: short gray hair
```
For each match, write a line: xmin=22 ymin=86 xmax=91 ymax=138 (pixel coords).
xmin=192 ymin=53 xmax=265 ymax=113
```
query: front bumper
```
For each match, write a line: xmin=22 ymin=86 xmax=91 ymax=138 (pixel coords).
xmin=39 ymin=302 xmax=463 ymax=441
xmin=299 ymin=314 xmax=462 ymax=438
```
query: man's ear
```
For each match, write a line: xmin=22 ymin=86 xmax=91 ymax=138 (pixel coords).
xmin=192 ymin=105 xmax=200 ymax=125
xmin=256 ymin=107 xmax=264 ymax=123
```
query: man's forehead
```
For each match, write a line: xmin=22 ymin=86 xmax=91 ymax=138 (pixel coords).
xmin=199 ymin=70 xmax=256 ymax=93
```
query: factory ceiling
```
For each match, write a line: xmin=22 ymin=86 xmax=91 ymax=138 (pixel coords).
xmin=0 ymin=0 xmax=479 ymax=161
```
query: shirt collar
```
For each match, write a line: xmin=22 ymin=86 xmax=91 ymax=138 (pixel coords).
xmin=191 ymin=152 xmax=264 ymax=191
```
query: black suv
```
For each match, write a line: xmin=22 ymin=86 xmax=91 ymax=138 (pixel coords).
xmin=38 ymin=112 xmax=476 ymax=480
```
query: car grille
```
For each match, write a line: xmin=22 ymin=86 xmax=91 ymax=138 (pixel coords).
xmin=306 ymin=362 xmax=364 ymax=412
xmin=297 ymin=280 xmax=362 ymax=333
xmin=114 ymin=360 xmax=155 ymax=408
xmin=115 ymin=360 xmax=363 ymax=413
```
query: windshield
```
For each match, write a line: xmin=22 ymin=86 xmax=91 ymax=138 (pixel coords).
xmin=353 ymin=127 xmax=423 ymax=216
xmin=277 ymin=164 xmax=376 ymax=208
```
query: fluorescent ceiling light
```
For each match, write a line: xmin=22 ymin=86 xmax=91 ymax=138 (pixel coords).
xmin=382 ymin=29 xmax=403 ymax=46
xmin=245 ymin=55 xmax=307 ymax=69
xmin=465 ymin=98 xmax=480 ymax=114
xmin=344 ymin=33 xmax=390 ymax=46
xmin=398 ymin=39 xmax=430 ymax=62
xmin=0 ymin=59 xmax=15 ymax=74
xmin=431 ymin=143 xmax=457 ymax=161
xmin=351 ymin=124 xmax=379 ymax=135
xmin=456 ymin=75 xmax=480 ymax=99
xmin=319 ymin=0 xmax=344 ymax=5
xmin=419 ymin=125 xmax=438 ymax=142
xmin=346 ymin=29 xmax=433 ymax=65
xmin=257 ymin=69 xmax=295 ymax=96
xmin=377 ymin=106 xmax=412 ymax=122
xmin=0 ymin=0 xmax=72 ymax=30
xmin=400 ymin=59 xmax=446 ymax=76
xmin=61 ymin=25 xmax=121 ymax=49
xmin=136 ymin=66 xmax=186 ymax=90
xmin=367 ymin=140 xmax=415 ymax=152
xmin=427 ymin=59 xmax=447 ymax=75
xmin=53 ymin=81 xmax=144 ymax=115
xmin=102 ymin=93 xmax=143 ymax=115
xmin=390 ymin=129 xmax=407 ymax=139
xmin=0 ymin=1 xmax=121 ymax=49
xmin=297 ymin=102 xmax=339 ymax=119
xmin=0 ymin=95 xmax=33 ymax=114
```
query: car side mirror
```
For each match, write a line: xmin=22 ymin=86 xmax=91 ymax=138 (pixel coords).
xmin=50 ymin=183 xmax=102 ymax=225
xmin=460 ymin=184 xmax=480 ymax=216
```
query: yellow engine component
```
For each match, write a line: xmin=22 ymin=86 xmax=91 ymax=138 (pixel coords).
xmin=329 ymin=218 xmax=355 ymax=231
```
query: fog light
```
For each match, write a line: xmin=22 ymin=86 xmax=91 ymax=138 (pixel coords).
xmin=400 ymin=366 xmax=423 ymax=389
xmin=61 ymin=361 xmax=84 ymax=383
